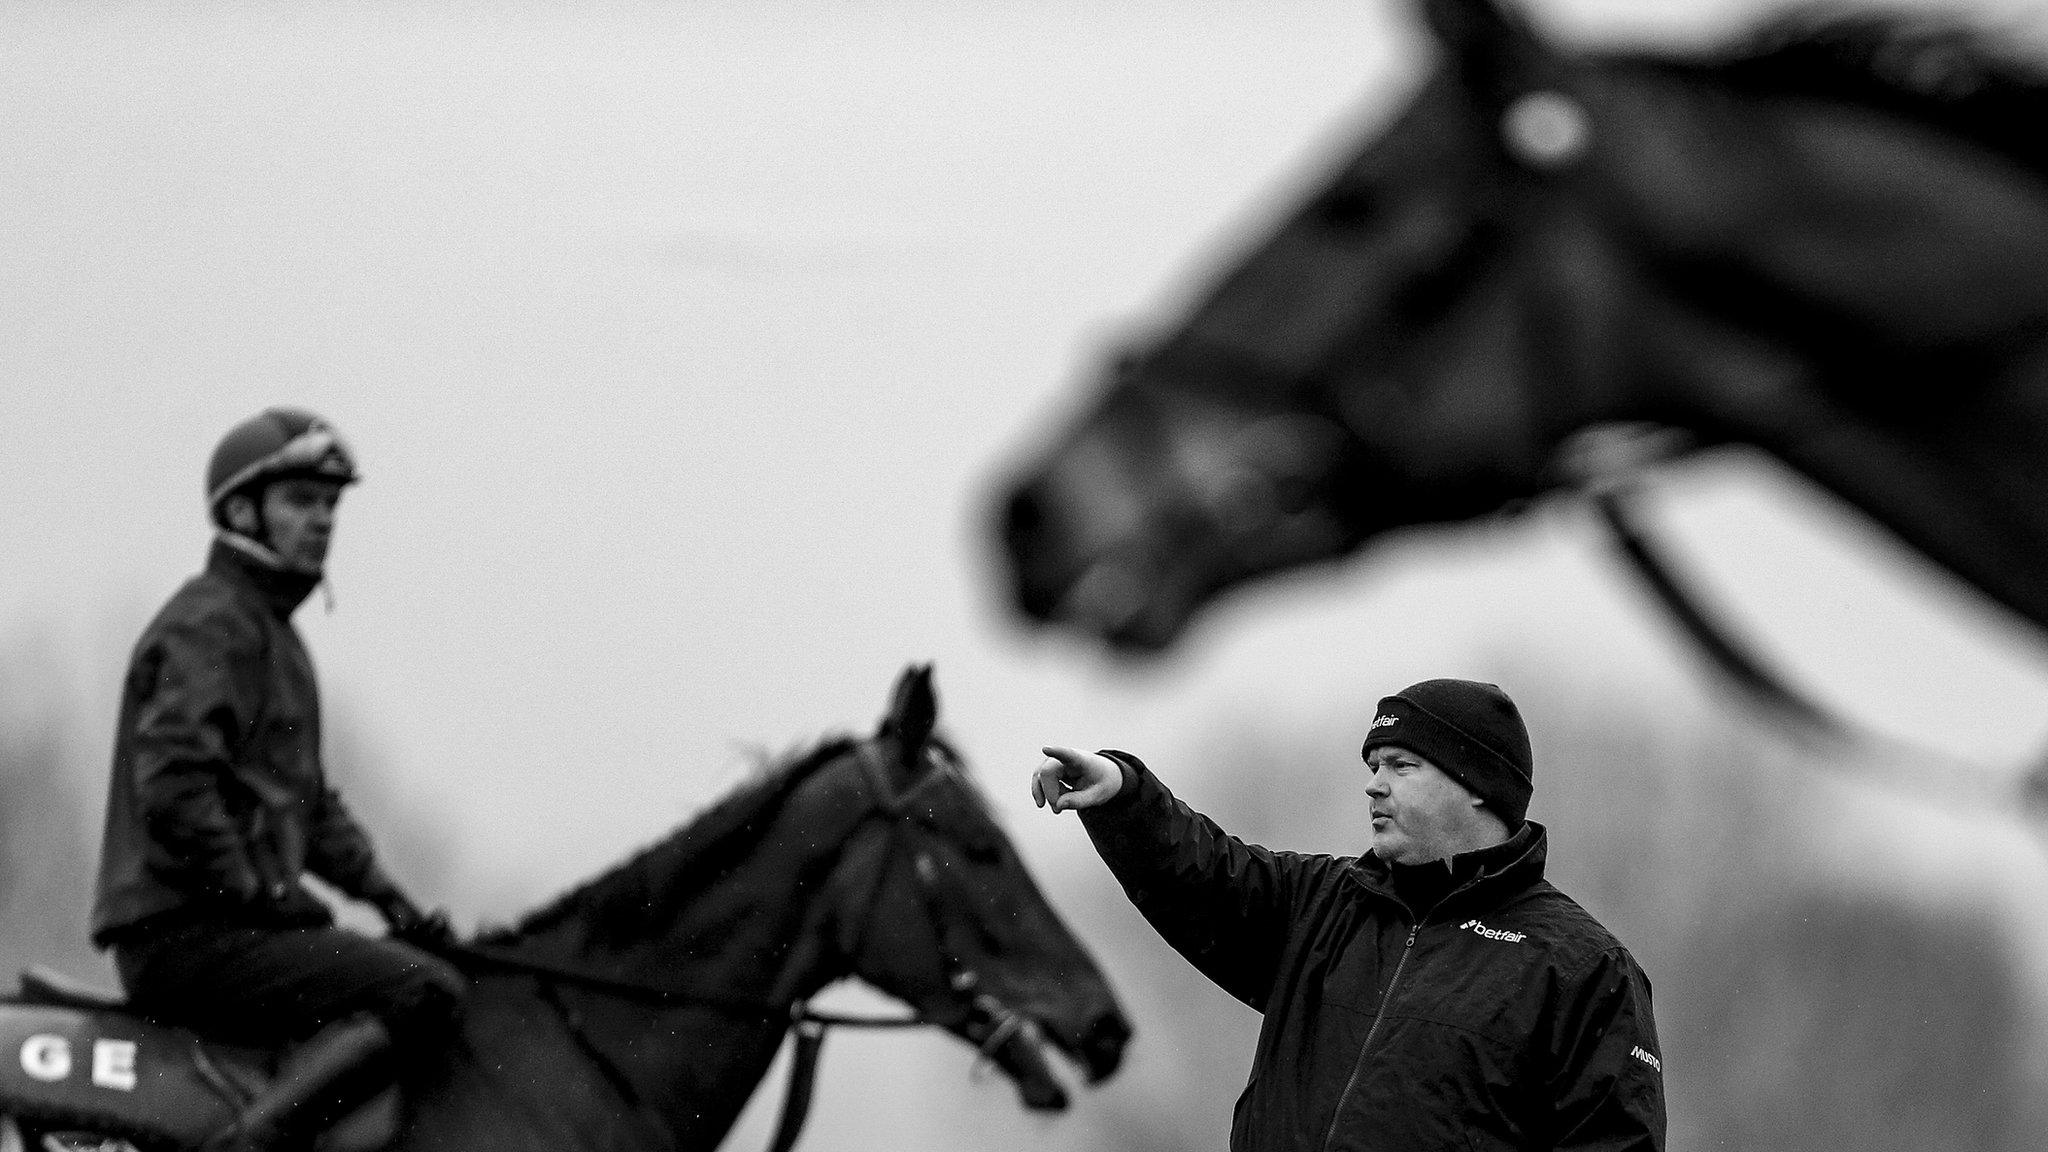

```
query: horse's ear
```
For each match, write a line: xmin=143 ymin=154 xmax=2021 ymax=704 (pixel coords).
xmin=1419 ymin=0 xmax=1515 ymax=48
xmin=880 ymin=663 xmax=938 ymax=761
xmin=1419 ymin=0 xmax=1541 ymax=91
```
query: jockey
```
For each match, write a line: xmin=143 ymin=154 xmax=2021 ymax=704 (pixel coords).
xmin=91 ymin=408 xmax=467 ymax=1152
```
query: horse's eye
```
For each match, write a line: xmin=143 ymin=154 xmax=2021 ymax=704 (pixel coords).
xmin=1314 ymin=185 xmax=1381 ymax=231
xmin=1501 ymin=90 xmax=1590 ymax=169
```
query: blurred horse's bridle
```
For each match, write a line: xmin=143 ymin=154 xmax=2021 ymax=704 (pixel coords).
xmin=1130 ymin=314 xmax=1853 ymax=743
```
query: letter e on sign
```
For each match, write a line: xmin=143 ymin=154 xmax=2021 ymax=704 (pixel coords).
xmin=21 ymin=1035 xmax=71 ymax=1081
xmin=93 ymin=1040 xmax=138 ymax=1091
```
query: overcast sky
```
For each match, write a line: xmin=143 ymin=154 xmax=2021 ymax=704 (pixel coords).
xmin=10 ymin=0 xmax=2048 ymax=895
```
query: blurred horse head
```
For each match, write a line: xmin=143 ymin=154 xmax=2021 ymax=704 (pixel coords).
xmin=997 ymin=0 xmax=2048 ymax=653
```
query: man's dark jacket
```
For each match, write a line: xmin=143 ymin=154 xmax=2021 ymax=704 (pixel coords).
xmin=93 ymin=540 xmax=393 ymax=945
xmin=1081 ymin=752 xmax=1664 ymax=1152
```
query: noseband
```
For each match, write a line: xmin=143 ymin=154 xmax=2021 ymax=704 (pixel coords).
xmin=1119 ymin=330 xmax=1851 ymax=740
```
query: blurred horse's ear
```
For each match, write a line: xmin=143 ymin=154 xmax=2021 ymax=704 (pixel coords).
xmin=880 ymin=663 xmax=938 ymax=761
xmin=1420 ymin=0 xmax=1516 ymax=49
xmin=1419 ymin=0 xmax=1543 ymax=95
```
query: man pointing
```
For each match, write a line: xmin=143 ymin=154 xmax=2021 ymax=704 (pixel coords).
xmin=1033 ymin=678 xmax=1664 ymax=1151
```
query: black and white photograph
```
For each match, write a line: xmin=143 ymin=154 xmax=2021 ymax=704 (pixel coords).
xmin=7 ymin=1 xmax=2048 ymax=1149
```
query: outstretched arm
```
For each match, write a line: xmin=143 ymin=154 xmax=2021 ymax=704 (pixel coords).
xmin=1030 ymin=745 xmax=1331 ymax=1010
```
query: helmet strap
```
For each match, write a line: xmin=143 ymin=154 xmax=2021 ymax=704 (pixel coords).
xmin=219 ymin=487 xmax=269 ymax=545
xmin=216 ymin=526 xmax=291 ymax=569
xmin=215 ymin=480 xmax=332 ymax=580
xmin=218 ymin=487 xmax=301 ymax=572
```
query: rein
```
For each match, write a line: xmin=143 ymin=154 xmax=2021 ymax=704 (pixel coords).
xmin=440 ymin=939 xmax=925 ymax=1025
xmin=1557 ymin=425 xmax=1850 ymax=740
xmin=1592 ymin=484 xmax=1844 ymax=738
xmin=441 ymin=742 xmax=1026 ymax=1152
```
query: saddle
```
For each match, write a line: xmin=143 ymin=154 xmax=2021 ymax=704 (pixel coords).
xmin=0 ymin=968 xmax=396 ymax=1152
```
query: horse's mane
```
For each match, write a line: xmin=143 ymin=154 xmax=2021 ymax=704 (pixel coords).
xmin=1677 ymin=7 xmax=2048 ymax=177
xmin=477 ymin=735 xmax=859 ymax=948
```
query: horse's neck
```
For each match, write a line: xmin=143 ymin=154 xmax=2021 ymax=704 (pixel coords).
xmin=528 ymin=762 xmax=872 ymax=983
xmin=466 ymin=767 xmax=873 ymax=1149
xmin=1565 ymin=65 xmax=2048 ymax=637
xmin=1592 ymin=62 xmax=2048 ymax=357
xmin=416 ymin=974 xmax=794 ymax=1152
xmin=1697 ymin=326 xmax=2048 ymax=639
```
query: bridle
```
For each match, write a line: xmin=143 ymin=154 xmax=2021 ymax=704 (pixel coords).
xmin=442 ymin=740 xmax=1036 ymax=1152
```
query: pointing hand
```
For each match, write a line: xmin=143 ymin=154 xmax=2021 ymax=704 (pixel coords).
xmin=1031 ymin=746 xmax=1123 ymax=813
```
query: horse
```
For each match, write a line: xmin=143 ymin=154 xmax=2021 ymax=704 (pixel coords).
xmin=993 ymin=0 xmax=2048 ymax=709
xmin=0 ymin=665 xmax=1130 ymax=1152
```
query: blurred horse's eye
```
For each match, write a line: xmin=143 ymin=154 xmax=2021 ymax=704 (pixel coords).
xmin=1315 ymin=185 xmax=1381 ymax=230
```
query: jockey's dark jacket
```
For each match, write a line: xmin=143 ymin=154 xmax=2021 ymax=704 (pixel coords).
xmin=1081 ymin=751 xmax=1665 ymax=1152
xmin=93 ymin=539 xmax=395 ymax=946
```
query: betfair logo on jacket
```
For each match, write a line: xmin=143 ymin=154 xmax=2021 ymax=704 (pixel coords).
xmin=1371 ymin=714 xmax=1398 ymax=729
xmin=1458 ymin=919 xmax=1527 ymax=944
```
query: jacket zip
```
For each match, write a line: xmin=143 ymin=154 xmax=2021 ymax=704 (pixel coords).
xmin=1319 ymin=921 xmax=1421 ymax=1151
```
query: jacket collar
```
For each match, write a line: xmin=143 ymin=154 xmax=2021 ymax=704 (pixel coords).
xmin=208 ymin=535 xmax=321 ymax=617
xmin=1351 ymin=820 xmax=1548 ymax=920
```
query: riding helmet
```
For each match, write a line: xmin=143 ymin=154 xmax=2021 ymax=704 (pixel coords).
xmin=206 ymin=407 xmax=360 ymax=525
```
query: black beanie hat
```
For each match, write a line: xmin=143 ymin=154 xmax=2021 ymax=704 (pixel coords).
xmin=1360 ymin=679 xmax=1534 ymax=826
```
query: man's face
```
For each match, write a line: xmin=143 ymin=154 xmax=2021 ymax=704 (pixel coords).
xmin=259 ymin=478 xmax=344 ymax=574
xmin=1364 ymin=745 xmax=1482 ymax=865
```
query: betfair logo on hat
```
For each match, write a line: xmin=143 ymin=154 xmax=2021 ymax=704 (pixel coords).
xmin=1371 ymin=714 xmax=1399 ymax=729
xmin=1458 ymin=919 xmax=1527 ymax=944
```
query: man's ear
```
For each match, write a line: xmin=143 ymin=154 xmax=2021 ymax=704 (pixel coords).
xmin=222 ymin=492 xmax=260 ymax=535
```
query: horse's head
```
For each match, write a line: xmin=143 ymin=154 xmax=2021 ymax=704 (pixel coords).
xmin=997 ymin=0 xmax=2048 ymax=652
xmin=478 ymin=666 xmax=1128 ymax=1142
xmin=998 ymin=0 xmax=1586 ymax=650
xmin=822 ymin=665 xmax=1129 ymax=1108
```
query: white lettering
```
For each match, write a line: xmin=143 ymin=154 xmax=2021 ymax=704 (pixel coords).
xmin=1457 ymin=919 xmax=1527 ymax=944
xmin=1630 ymin=1045 xmax=1662 ymax=1073
xmin=1371 ymin=715 xmax=1398 ymax=729
xmin=20 ymin=1036 xmax=71 ymax=1082
xmin=92 ymin=1040 xmax=138 ymax=1091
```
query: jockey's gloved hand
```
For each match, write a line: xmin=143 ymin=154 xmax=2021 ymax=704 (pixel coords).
xmin=366 ymin=879 xmax=456 ymax=948
xmin=405 ymin=907 xmax=459 ymax=949
xmin=391 ymin=902 xmax=457 ymax=949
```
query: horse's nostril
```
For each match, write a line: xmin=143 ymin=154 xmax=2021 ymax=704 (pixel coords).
xmin=1002 ymin=483 xmax=1045 ymax=544
xmin=1082 ymin=1011 xmax=1133 ymax=1080
xmin=999 ymin=483 xmax=1068 ymax=622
